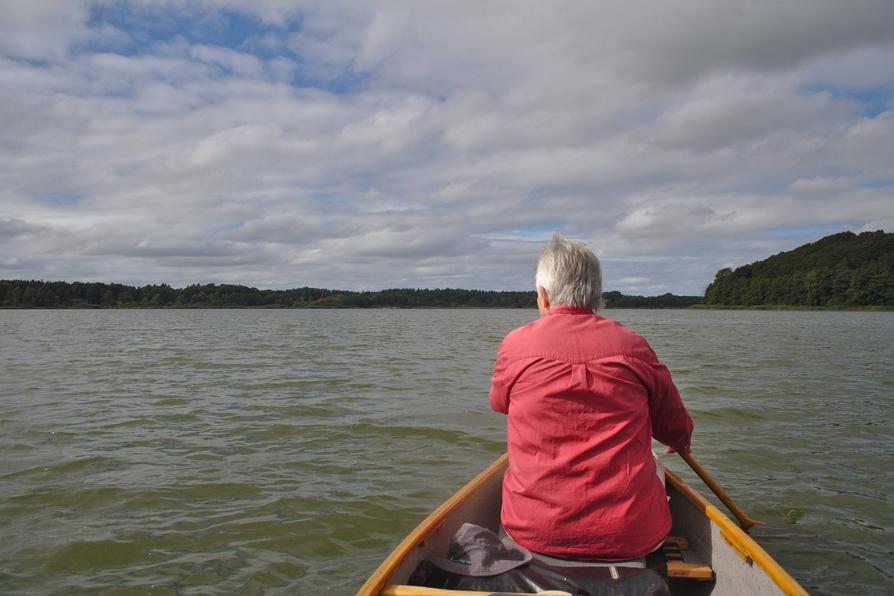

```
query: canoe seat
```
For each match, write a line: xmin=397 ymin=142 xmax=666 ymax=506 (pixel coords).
xmin=663 ymin=535 xmax=715 ymax=582
xmin=666 ymin=561 xmax=715 ymax=581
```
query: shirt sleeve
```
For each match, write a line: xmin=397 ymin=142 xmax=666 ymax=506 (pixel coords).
xmin=489 ymin=341 xmax=511 ymax=414
xmin=640 ymin=351 xmax=693 ymax=452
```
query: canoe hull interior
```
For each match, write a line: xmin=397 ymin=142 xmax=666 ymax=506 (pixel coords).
xmin=358 ymin=454 xmax=807 ymax=595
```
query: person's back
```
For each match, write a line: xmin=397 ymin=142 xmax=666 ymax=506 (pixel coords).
xmin=489 ymin=236 xmax=693 ymax=561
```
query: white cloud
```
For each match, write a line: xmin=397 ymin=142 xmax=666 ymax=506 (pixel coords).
xmin=616 ymin=277 xmax=650 ymax=286
xmin=0 ymin=0 xmax=91 ymax=61
xmin=787 ymin=177 xmax=858 ymax=194
xmin=653 ymin=73 xmax=852 ymax=153
xmin=861 ymin=217 xmax=894 ymax=233
xmin=844 ymin=111 xmax=894 ymax=176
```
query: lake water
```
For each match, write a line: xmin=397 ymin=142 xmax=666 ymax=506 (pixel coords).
xmin=1 ymin=309 xmax=892 ymax=595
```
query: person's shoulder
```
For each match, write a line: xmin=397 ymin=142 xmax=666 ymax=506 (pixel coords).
xmin=502 ymin=317 xmax=541 ymax=344
xmin=497 ymin=317 xmax=551 ymax=356
xmin=597 ymin=315 xmax=640 ymax=338
xmin=594 ymin=316 xmax=657 ymax=358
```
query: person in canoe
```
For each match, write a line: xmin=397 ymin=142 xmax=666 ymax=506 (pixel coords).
xmin=489 ymin=234 xmax=694 ymax=563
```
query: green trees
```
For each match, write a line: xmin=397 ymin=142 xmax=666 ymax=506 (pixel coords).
xmin=704 ymin=230 xmax=894 ymax=307
xmin=0 ymin=280 xmax=536 ymax=308
xmin=602 ymin=291 xmax=701 ymax=308
xmin=0 ymin=280 xmax=701 ymax=309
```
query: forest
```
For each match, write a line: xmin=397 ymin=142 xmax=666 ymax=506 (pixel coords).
xmin=0 ymin=281 xmax=702 ymax=309
xmin=703 ymin=230 xmax=893 ymax=307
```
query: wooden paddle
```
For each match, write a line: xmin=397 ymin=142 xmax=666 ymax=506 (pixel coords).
xmin=678 ymin=451 xmax=765 ymax=532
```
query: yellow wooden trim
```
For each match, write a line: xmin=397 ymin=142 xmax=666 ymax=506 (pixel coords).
xmin=357 ymin=454 xmax=509 ymax=596
xmin=665 ymin=469 xmax=809 ymax=595
xmin=381 ymin=585 xmax=572 ymax=596
xmin=720 ymin=525 xmax=756 ymax=564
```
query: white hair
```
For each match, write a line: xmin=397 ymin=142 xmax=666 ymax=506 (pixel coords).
xmin=535 ymin=235 xmax=604 ymax=311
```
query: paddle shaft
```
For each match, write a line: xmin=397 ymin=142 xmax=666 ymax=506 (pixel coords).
xmin=678 ymin=451 xmax=765 ymax=531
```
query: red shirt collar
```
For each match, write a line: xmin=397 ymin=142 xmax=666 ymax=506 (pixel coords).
xmin=549 ymin=304 xmax=594 ymax=315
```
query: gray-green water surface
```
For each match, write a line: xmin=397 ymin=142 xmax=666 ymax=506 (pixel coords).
xmin=1 ymin=309 xmax=892 ymax=594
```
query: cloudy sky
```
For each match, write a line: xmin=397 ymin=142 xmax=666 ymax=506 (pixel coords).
xmin=2 ymin=1 xmax=892 ymax=295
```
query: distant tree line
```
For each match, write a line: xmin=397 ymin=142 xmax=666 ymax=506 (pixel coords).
xmin=704 ymin=230 xmax=894 ymax=307
xmin=0 ymin=281 xmax=701 ymax=309
xmin=0 ymin=281 xmax=532 ymax=308
xmin=602 ymin=291 xmax=702 ymax=308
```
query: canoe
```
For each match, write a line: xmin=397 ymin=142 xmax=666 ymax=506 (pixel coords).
xmin=358 ymin=453 xmax=808 ymax=596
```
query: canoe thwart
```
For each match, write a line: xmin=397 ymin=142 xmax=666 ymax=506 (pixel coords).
xmin=662 ymin=535 xmax=689 ymax=551
xmin=666 ymin=561 xmax=715 ymax=581
xmin=381 ymin=585 xmax=573 ymax=596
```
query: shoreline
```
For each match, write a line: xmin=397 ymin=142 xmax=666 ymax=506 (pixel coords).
xmin=2 ymin=304 xmax=892 ymax=311
xmin=689 ymin=304 xmax=894 ymax=312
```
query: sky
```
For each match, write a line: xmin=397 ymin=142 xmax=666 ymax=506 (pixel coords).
xmin=1 ymin=1 xmax=892 ymax=296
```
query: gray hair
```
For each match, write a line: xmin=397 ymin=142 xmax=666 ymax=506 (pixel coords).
xmin=535 ymin=235 xmax=604 ymax=311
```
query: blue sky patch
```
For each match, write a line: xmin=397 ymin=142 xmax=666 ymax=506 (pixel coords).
xmin=482 ymin=224 xmax=561 ymax=242
xmin=80 ymin=4 xmax=367 ymax=94
xmin=802 ymin=83 xmax=893 ymax=117
xmin=39 ymin=193 xmax=83 ymax=206
xmin=861 ymin=179 xmax=894 ymax=189
xmin=85 ymin=4 xmax=287 ymax=57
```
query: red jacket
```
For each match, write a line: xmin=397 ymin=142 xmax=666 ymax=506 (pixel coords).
xmin=489 ymin=305 xmax=693 ymax=560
